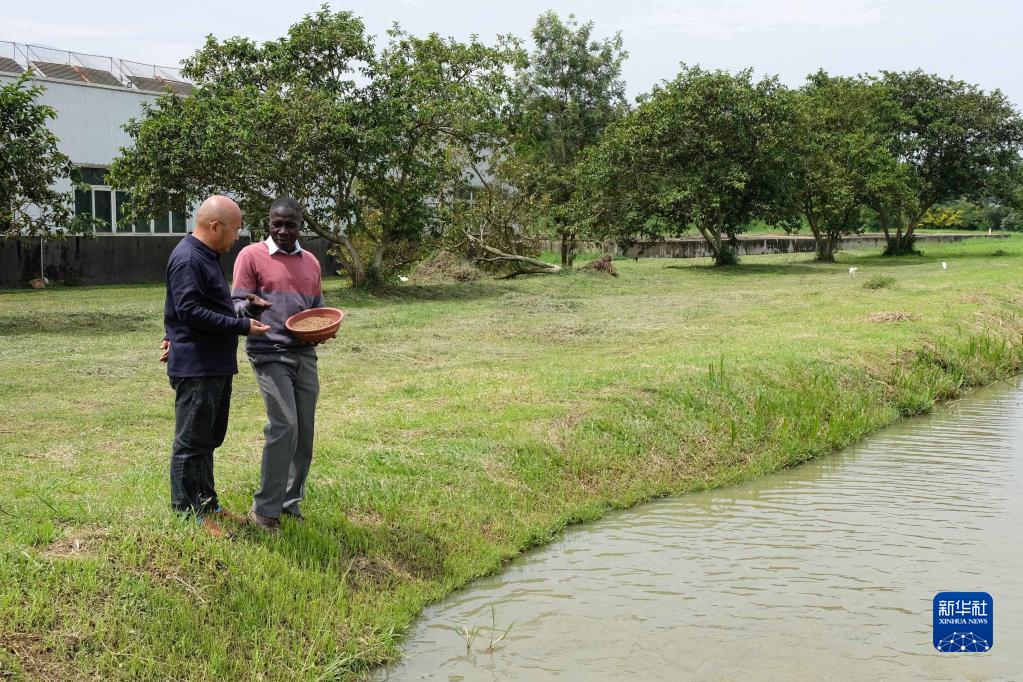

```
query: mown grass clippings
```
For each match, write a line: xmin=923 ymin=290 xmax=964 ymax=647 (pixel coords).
xmin=411 ymin=250 xmax=485 ymax=284
xmin=582 ymin=254 xmax=619 ymax=276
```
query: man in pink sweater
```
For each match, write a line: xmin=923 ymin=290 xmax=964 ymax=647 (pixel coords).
xmin=232 ymin=197 xmax=325 ymax=532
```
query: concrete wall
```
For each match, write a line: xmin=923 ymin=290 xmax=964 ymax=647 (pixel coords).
xmin=0 ymin=236 xmax=341 ymax=288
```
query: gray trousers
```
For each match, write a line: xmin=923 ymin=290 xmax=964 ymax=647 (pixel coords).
xmin=249 ymin=349 xmax=319 ymax=518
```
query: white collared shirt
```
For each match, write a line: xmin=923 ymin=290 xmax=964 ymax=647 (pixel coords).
xmin=264 ymin=235 xmax=303 ymax=256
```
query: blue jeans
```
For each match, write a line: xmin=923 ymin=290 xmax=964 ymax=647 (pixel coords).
xmin=169 ymin=375 xmax=232 ymax=514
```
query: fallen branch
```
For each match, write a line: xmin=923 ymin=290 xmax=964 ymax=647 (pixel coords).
xmin=465 ymin=231 xmax=561 ymax=275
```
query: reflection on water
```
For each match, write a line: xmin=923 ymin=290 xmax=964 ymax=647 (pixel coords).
xmin=381 ymin=379 xmax=1023 ymax=681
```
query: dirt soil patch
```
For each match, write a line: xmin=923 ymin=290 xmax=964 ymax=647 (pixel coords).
xmin=1 ymin=632 xmax=79 ymax=681
xmin=40 ymin=526 xmax=109 ymax=560
xmin=866 ymin=311 xmax=920 ymax=323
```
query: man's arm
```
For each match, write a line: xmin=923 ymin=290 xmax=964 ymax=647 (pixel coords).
xmin=231 ymin=248 xmax=272 ymax=317
xmin=169 ymin=259 xmax=251 ymax=336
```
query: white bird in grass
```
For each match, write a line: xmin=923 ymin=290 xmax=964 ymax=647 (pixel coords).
xmin=942 ymin=262 xmax=947 ymax=270
xmin=849 ymin=267 xmax=858 ymax=276
xmin=398 ymin=275 xmax=409 ymax=283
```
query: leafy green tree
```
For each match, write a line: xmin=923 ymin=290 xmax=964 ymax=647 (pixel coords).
xmin=917 ymin=198 xmax=1012 ymax=230
xmin=574 ymin=65 xmax=795 ymax=266
xmin=988 ymin=155 xmax=1023 ymax=229
xmin=788 ymin=72 xmax=905 ymax=261
xmin=109 ymin=7 xmax=510 ymax=286
xmin=509 ymin=12 xmax=628 ymax=266
xmin=1 ymin=74 xmax=94 ymax=238
xmin=869 ymin=71 xmax=1023 ymax=255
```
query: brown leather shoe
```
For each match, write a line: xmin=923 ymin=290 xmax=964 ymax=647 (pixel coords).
xmin=246 ymin=510 xmax=281 ymax=533
xmin=199 ymin=516 xmax=226 ymax=538
xmin=209 ymin=506 xmax=248 ymax=525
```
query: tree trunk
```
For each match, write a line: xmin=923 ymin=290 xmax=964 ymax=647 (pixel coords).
xmin=338 ymin=234 xmax=366 ymax=287
xmin=816 ymin=233 xmax=836 ymax=262
xmin=877 ymin=209 xmax=909 ymax=256
xmin=710 ymin=228 xmax=738 ymax=266
xmin=301 ymin=212 xmax=369 ymax=286
xmin=560 ymin=232 xmax=576 ymax=267
xmin=695 ymin=224 xmax=722 ymax=264
xmin=881 ymin=214 xmax=918 ymax=256
xmin=805 ymin=213 xmax=830 ymax=262
xmin=371 ymin=231 xmax=389 ymax=272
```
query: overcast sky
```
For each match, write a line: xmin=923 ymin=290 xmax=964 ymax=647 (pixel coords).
xmin=7 ymin=0 xmax=1021 ymax=106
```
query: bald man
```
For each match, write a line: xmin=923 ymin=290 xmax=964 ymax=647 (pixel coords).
xmin=162 ymin=195 xmax=271 ymax=537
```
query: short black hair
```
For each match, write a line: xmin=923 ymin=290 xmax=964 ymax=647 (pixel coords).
xmin=269 ymin=196 xmax=302 ymax=217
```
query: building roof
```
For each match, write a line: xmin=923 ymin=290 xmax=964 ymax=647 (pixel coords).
xmin=0 ymin=56 xmax=23 ymax=75
xmin=1 ymin=40 xmax=194 ymax=95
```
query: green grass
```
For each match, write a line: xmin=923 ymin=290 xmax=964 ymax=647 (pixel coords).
xmin=862 ymin=274 xmax=897 ymax=290
xmin=3 ymin=238 xmax=1023 ymax=680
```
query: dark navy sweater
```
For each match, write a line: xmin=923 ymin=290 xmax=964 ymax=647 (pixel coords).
xmin=164 ymin=235 xmax=250 ymax=377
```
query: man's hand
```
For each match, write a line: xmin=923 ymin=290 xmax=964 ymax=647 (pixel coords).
xmin=246 ymin=293 xmax=272 ymax=312
xmin=159 ymin=339 xmax=170 ymax=363
xmin=247 ymin=319 xmax=271 ymax=336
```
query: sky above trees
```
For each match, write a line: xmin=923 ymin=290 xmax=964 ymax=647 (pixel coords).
xmin=8 ymin=0 xmax=1022 ymax=107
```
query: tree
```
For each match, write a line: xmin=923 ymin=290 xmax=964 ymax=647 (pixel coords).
xmin=988 ymin=155 xmax=1023 ymax=229
xmin=445 ymin=148 xmax=560 ymax=277
xmin=509 ymin=12 xmax=628 ymax=266
xmin=574 ymin=65 xmax=795 ymax=266
xmin=869 ymin=70 xmax=1023 ymax=255
xmin=788 ymin=72 xmax=904 ymax=261
xmin=1 ymin=74 xmax=93 ymax=238
xmin=109 ymin=7 xmax=510 ymax=286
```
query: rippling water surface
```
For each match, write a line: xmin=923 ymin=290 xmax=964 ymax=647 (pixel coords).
xmin=381 ymin=379 xmax=1023 ymax=681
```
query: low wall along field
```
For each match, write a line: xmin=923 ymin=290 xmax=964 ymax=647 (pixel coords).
xmin=542 ymin=232 xmax=1008 ymax=259
xmin=2 ymin=238 xmax=1023 ymax=680
xmin=0 ymin=235 xmax=341 ymax=288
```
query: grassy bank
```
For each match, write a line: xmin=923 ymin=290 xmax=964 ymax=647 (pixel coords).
xmin=2 ymin=238 xmax=1023 ymax=680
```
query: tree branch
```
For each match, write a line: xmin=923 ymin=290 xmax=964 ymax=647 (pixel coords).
xmin=465 ymin=230 xmax=561 ymax=273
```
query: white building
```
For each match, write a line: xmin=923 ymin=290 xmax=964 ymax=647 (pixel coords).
xmin=0 ymin=40 xmax=196 ymax=234
xmin=0 ymin=41 xmax=342 ymax=287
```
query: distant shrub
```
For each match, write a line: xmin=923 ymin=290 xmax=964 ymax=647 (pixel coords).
xmin=863 ymin=275 xmax=896 ymax=290
xmin=582 ymin=254 xmax=618 ymax=276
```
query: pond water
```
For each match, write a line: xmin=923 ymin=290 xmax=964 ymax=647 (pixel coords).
xmin=381 ymin=378 xmax=1023 ymax=681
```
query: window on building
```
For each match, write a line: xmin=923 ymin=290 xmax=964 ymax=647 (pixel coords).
xmin=171 ymin=210 xmax=186 ymax=233
xmin=154 ymin=212 xmax=170 ymax=233
xmin=73 ymin=166 xmax=188 ymax=234
xmin=94 ymin=189 xmax=113 ymax=232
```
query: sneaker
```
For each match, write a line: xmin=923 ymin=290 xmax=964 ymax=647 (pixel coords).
xmin=281 ymin=506 xmax=305 ymax=523
xmin=196 ymin=515 xmax=226 ymax=538
xmin=209 ymin=506 xmax=248 ymax=525
xmin=246 ymin=510 xmax=281 ymax=533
